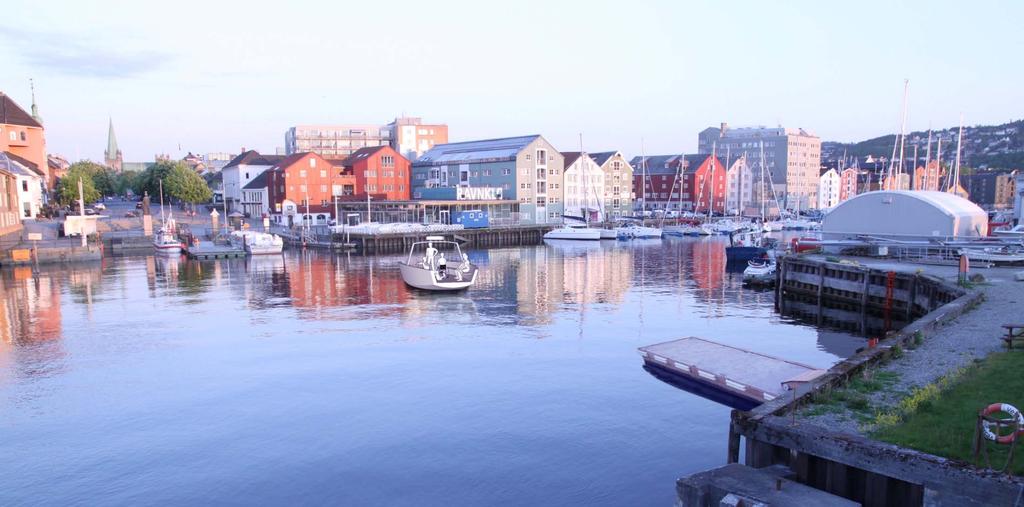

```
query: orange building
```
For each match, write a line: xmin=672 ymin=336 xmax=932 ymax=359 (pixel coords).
xmin=388 ymin=116 xmax=449 ymax=160
xmin=0 ymin=92 xmax=48 ymax=188
xmin=338 ymin=146 xmax=411 ymax=201
xmin=839 ymin=167 xmax=859 ymax=202
xmin=266 ymin=152 xmax=359 ymax=226
xmin=913 ymin=161 xmax=943 ymax=191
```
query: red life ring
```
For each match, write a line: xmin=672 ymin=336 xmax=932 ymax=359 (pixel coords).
xmin=981 ymin=403 xmax=1023 ymax=444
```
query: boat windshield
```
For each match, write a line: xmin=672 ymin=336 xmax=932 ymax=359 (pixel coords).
xmin=406 ymin=240 xmax=467 ymax=266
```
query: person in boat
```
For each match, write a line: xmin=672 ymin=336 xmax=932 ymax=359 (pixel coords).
xmin=424 ymin=245 xmax=438 ymax=268
xmin=438 ymin=253 xmax=447 ymax=278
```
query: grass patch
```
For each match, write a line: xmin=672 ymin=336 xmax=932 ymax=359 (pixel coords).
xmin=873 ymin=351 xmax=1024 ymax=475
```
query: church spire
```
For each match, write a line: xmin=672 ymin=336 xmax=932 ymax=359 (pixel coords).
xmin=105 ymin=118 xmax=123 ymax=171
xmin=29 ymin=78 xmax=42 ymax=125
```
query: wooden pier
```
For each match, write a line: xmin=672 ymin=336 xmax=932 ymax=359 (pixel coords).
xmin=344 ymin=225 xmax=553 ymax=255
xmin=185 ymin=241 xmax=245 ymax=260
xmin=640 ymin=337 xmax=825 ymax=410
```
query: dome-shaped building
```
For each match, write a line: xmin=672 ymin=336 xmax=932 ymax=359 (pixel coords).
xmin=821 ymin=191 xmax=987 ymax=240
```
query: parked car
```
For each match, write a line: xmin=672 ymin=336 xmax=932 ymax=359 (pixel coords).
xmin=84 ymin=208 xmax=98 ymax=216
xmin=93 ymin=203 xmax=106 ymax=211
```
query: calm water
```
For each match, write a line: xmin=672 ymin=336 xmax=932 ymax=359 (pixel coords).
xmin=0 ymin=238 xmax=865 ymax=506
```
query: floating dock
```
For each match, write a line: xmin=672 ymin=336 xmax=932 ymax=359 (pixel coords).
xmin=639 ymin=337 xmax=825 ymax=409
xmin=185 ymin=241 xmax=245 ymax=260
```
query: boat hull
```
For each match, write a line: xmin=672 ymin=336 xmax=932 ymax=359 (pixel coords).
xmin=399 ymin=263 xmax=478 ymax=291
xmin=543 ymin=228 xmax=601 ymax=241
xmin=725 ymin=246 xmax=767 ymax=262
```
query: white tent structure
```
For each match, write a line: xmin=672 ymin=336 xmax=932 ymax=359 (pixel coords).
xmin=821 ymin=191 xmax=988 ymax=240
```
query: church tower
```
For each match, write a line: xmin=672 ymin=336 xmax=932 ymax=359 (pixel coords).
xmin=104 ymin=118 xmax=123 ymax=171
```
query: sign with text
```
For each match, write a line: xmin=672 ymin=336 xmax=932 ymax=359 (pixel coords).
xmin=27 ymin=233 xmax=42 ymax=241
xmin=456 ymin=187 xmax=503 ymax=201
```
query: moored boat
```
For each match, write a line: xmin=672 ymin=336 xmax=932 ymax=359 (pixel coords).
xmin=742 ymin=259 xmax=776 ymax=286
xmin=958 ymin=247 xmax=1024 ymax=265
xmin=231 ymin=231 xmax=284 ymax=255
xmin=544 ymin=224 xmax=601 ymax=241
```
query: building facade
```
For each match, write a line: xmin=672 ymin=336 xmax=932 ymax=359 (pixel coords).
xmin=221 ymin=151 xmax=284 ymax=213
xmin=0 ymin=161 xmax=22 ymax=237
xmin=961 ymin=171 xmax=1017 ymax=210
xmin=285 ymin=124 xmax=392 ymax=159
xmin=240 ymin=171 xmax=270 ymax=218
xmin=629 ymin=154 xmax=727 ymax=213
xmin=387 ymin=117 xmax=448 ymax=161
xmin=560 ymin=152 xmax=605 ymax=221
xmin=2 ymin=153 xmax=44 ymax=219
xmin=1 ymin=92 xmax=48 ymax=189
xmin=839 ymin=167 xmax=859 ymax=203
xmin=913 ymin=161 xmax=943 ymax=191
xmin=590 ymin=151 xmax=633 ymax=219
xmin=266 ymin=152 xmax=357 ymax=225
xmin=411 ymin=135 xmax=564 ymax=225
xmin=818 ymin=168 xmax=841 ymax=209
xmin=337 ymin=145 xmax=411 ymax=201
xmin=725 ymin=155 xmax=753 ymax=215
xmin=698 ymin=123 xmax=821 ymax=211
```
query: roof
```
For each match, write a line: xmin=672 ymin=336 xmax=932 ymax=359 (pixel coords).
xmin=628 ymin=154 xmax=721 ymax=175
xmin=561 ymin=151 xmax=583 ymax=169
xmin=268 ymin=152 xmax=314 ymax=172
xmin=0 ymin=92 xmax=42 ymax=128
xmin=414 ymin=135 xmax=540 ymax=166
xmin=2 ymin=151 xmax=44 ymax=176
xmin=339 ymin=146 xmax=388 ymax=167
xmin=842 ymin=190 xmax=986 ymax=220
xmin=589 ymin=151 xmax=618 ymax=166
xmin=223 ymin=150 xmax=285 ymax=169
xmin=242 ymin=170 xmax=270 ymax=190
xmin=0 ymin=152 xmax=41 ymax=179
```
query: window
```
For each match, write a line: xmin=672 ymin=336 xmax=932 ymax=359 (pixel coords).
xmin=20 ymin=131 xmax=26 ymax=141
xmin=381 ymin=155 xmax=394 ymax=167
xmin=536 ymin=150 xmax=547 ymax=164
xmin=320 ymin=185 xmax=327 ymax=193
xmin=22 ymin=181 xmax=28 ymax=192
xmin=503 ymin=168 xmax=512 ymax=176
xmin=8 ymin=131 xmax=15 ymax=141
xmin=299 ymin=184 xmax=307 ymax=192
xmin=299 ymin=170 xmax=307 ymax=178
xmin=320 ymin=170 xmax=327 ymax=178
xmin=310 ymin=158 xmax=317 ymax=168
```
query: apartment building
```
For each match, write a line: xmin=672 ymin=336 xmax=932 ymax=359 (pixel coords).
xmin=839 ymin=167 xmax=859 ymax=203
xmin=818 ymin=168 xmax=840 ymax=209
xmin=589 ymin=151 xmax=633 ymax=219
xmin=629 ymin=154 xmax=727 ymax=213
xmin=724 ymin=155 xmax=753 ymax=215
xmin=266 ymin=152 xmax=357 ymax=226
xmin=698 ymin=123 xmax=821 ymax=211
xmin=221 ymin=151 xmax=284 ymax=213
xmin=411 ymin=135 xmax=564 ymax=225
xmin=387 ymin=117 xmax=448 ymax=161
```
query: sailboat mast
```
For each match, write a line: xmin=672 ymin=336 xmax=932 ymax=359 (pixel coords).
xmin=708 ymin=142 xmax=716 ymax=219
xmin=159 ymin=178 xmax=165 ymax=223
xmin=953 ymin=114 xmax=964 ymax=193
xmin=887 ymin=79 xmax=909 ymax=190
xmin=760 ymin=140 xmax=766 ymax=220
xmin=579 ymin=133 xmax=587 ymax=225
xmin=936 ymin=137 xmax=943 ymax=191
xmin=640 ymin=138 xmax=647 ymax=215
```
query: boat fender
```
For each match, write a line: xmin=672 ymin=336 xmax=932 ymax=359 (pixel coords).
xmin=981 ymin=403 xmax=1023 ymax=443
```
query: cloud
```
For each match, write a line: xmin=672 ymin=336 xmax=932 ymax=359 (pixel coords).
xmin=0 ymin=27 xmax=172 ymax=78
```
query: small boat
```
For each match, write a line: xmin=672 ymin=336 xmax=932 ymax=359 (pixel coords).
xmin=544 ymin=224 xmax=601 ymax=241
xmin=231 ymin=231 xmax=284 ymax=255
xmin=153 ymin=226 xmax=183 ymax=255
xmin=743 ymin=259 xmax=776 ymax=286
xmin=726 ymin=231 xmax=775 ymax=262
xmin=663 ymin=223 xmax=703 ymax=236
xmin=399 ymin=236 xmax=479 ymax=291
xmin=959 ymin=247 xmax=1024 ymax=265
xmin=762 ymin=220 xmax=785 ymax=232
xmin=616 ymin=222 xmax=663 ymax=239
xmin=993 ymin=224 xmax=1024 ymax=238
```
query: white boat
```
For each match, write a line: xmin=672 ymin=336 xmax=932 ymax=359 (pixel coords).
xmin=959 ymin=247 xmax=1024 ymax=264
xmin=743 ymin=259 xmax=776 ymax=286
xmin=399 ymin=236 xmax=479 ymax=291
xmin=544 ymin=224 xmax=601 ymax=241
xmin=616 ymin=222 xmax=663 ymax=239
xmin=993 ymin=224 xmax=1024 ymax=238
xmin=153 ymin=180 xmax=182 ymax=255
xmin=597 ymin=228 xmax=618 ymax=240
xmin=698 ymin=223 xmax=717 ymax=236
xmin=153 ymin=226 xmax=183 ymax=255
xmin=762 ymin=220 xmax=785 ymax=232
xmin=663 ymin=223 xmax=703 ymax=236
xmin=231 ymin=231 xmax=284 ymax=255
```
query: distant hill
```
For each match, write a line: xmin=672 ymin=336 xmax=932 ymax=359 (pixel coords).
xmin=823 ymin=119 xmax=1024 ymax=170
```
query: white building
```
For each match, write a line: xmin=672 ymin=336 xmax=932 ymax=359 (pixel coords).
xmin=725 ymin=155 xmax=753 ymax=215
xmin=590 ymin=151 xmax=633 ymax=219
xmin=240 ymin=170 xmax=270 ymax=218
xmin=561 ymin=152 xmax=605 ymax=222
xmin=0 ymin=152 xmax=44 ymax=219
xmin=221 ymin=151 xmax=282 ymax=213
xmin=818 ymin=168 xmax=841 ymax=209
xmin=822 ymin=191 xmax=987 ymax=240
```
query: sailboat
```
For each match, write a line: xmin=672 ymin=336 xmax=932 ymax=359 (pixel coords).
xmin=615 ymin=140 xmax=661 ymax=239
xmin=757 ymin=141 xmax=785 ymax=232
xmin=153 ymin=180 xmax=184 ymax=255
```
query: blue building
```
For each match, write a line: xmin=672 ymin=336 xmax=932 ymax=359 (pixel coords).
xmin=411 ymin=135 xmax=565 ymax=225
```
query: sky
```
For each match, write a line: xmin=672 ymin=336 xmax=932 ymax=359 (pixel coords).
xmin=2 ymin=0 xmax=1021 ymax=163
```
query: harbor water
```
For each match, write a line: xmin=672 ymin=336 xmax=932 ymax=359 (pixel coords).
xmin=0 ymin=237 xmax=867 ymax=506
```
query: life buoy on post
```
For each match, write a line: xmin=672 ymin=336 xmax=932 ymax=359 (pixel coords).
xmin=981 ymin=403 xmax=1023 ymax=444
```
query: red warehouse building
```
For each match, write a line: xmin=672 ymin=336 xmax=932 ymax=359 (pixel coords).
xmin=336 ymin=146 xmax=411 ymax=201
xmin=630 ymin=154 xmax=727 ymax=213
xmin=266 ymin=152 xmax=357 ymax=226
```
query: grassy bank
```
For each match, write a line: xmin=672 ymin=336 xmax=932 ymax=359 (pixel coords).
xmin=873 ymin=351 xmax=1024 ymax=475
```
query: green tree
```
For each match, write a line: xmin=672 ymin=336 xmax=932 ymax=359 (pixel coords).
xmin=165 ymin=163 xmax=213 ymax=204
xmin=133 ymin=160 xmax=177 ymax=200
xmin=56 ymin=163 xmax=102 ymax=206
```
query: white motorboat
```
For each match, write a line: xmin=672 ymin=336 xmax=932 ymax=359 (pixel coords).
xmin=153 ymin=227 xmax=183 ymax=255
xmin=663 ymin=223 xmax=704 ymax=236
xmin=698 ymin=223 xmax=717 ymax=236
xmin=762 ymin=220 xmax=785 ymax=232
xmin=597 ymin=228 xmax=618 ymax=240
xmin=743 ymin=259 xmax=776 ymax=286
xmin=399 ymin=236 xmax=479 ymax=291
xmin=616 ymin=223 xmax=662 ymax=239
xmin=231 ymin=231 xmax=284 ymax=255
xmin=959 ymin=247 xmax=1024 ymax=264
xmin=993 ymin=224 xmax=1024 ymax=238
xmin=544 ymin=224 xmax=601 ymax=241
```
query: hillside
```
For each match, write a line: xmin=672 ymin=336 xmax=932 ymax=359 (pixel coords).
xmin=822 ymin=119 xmax=1024 ymax=169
